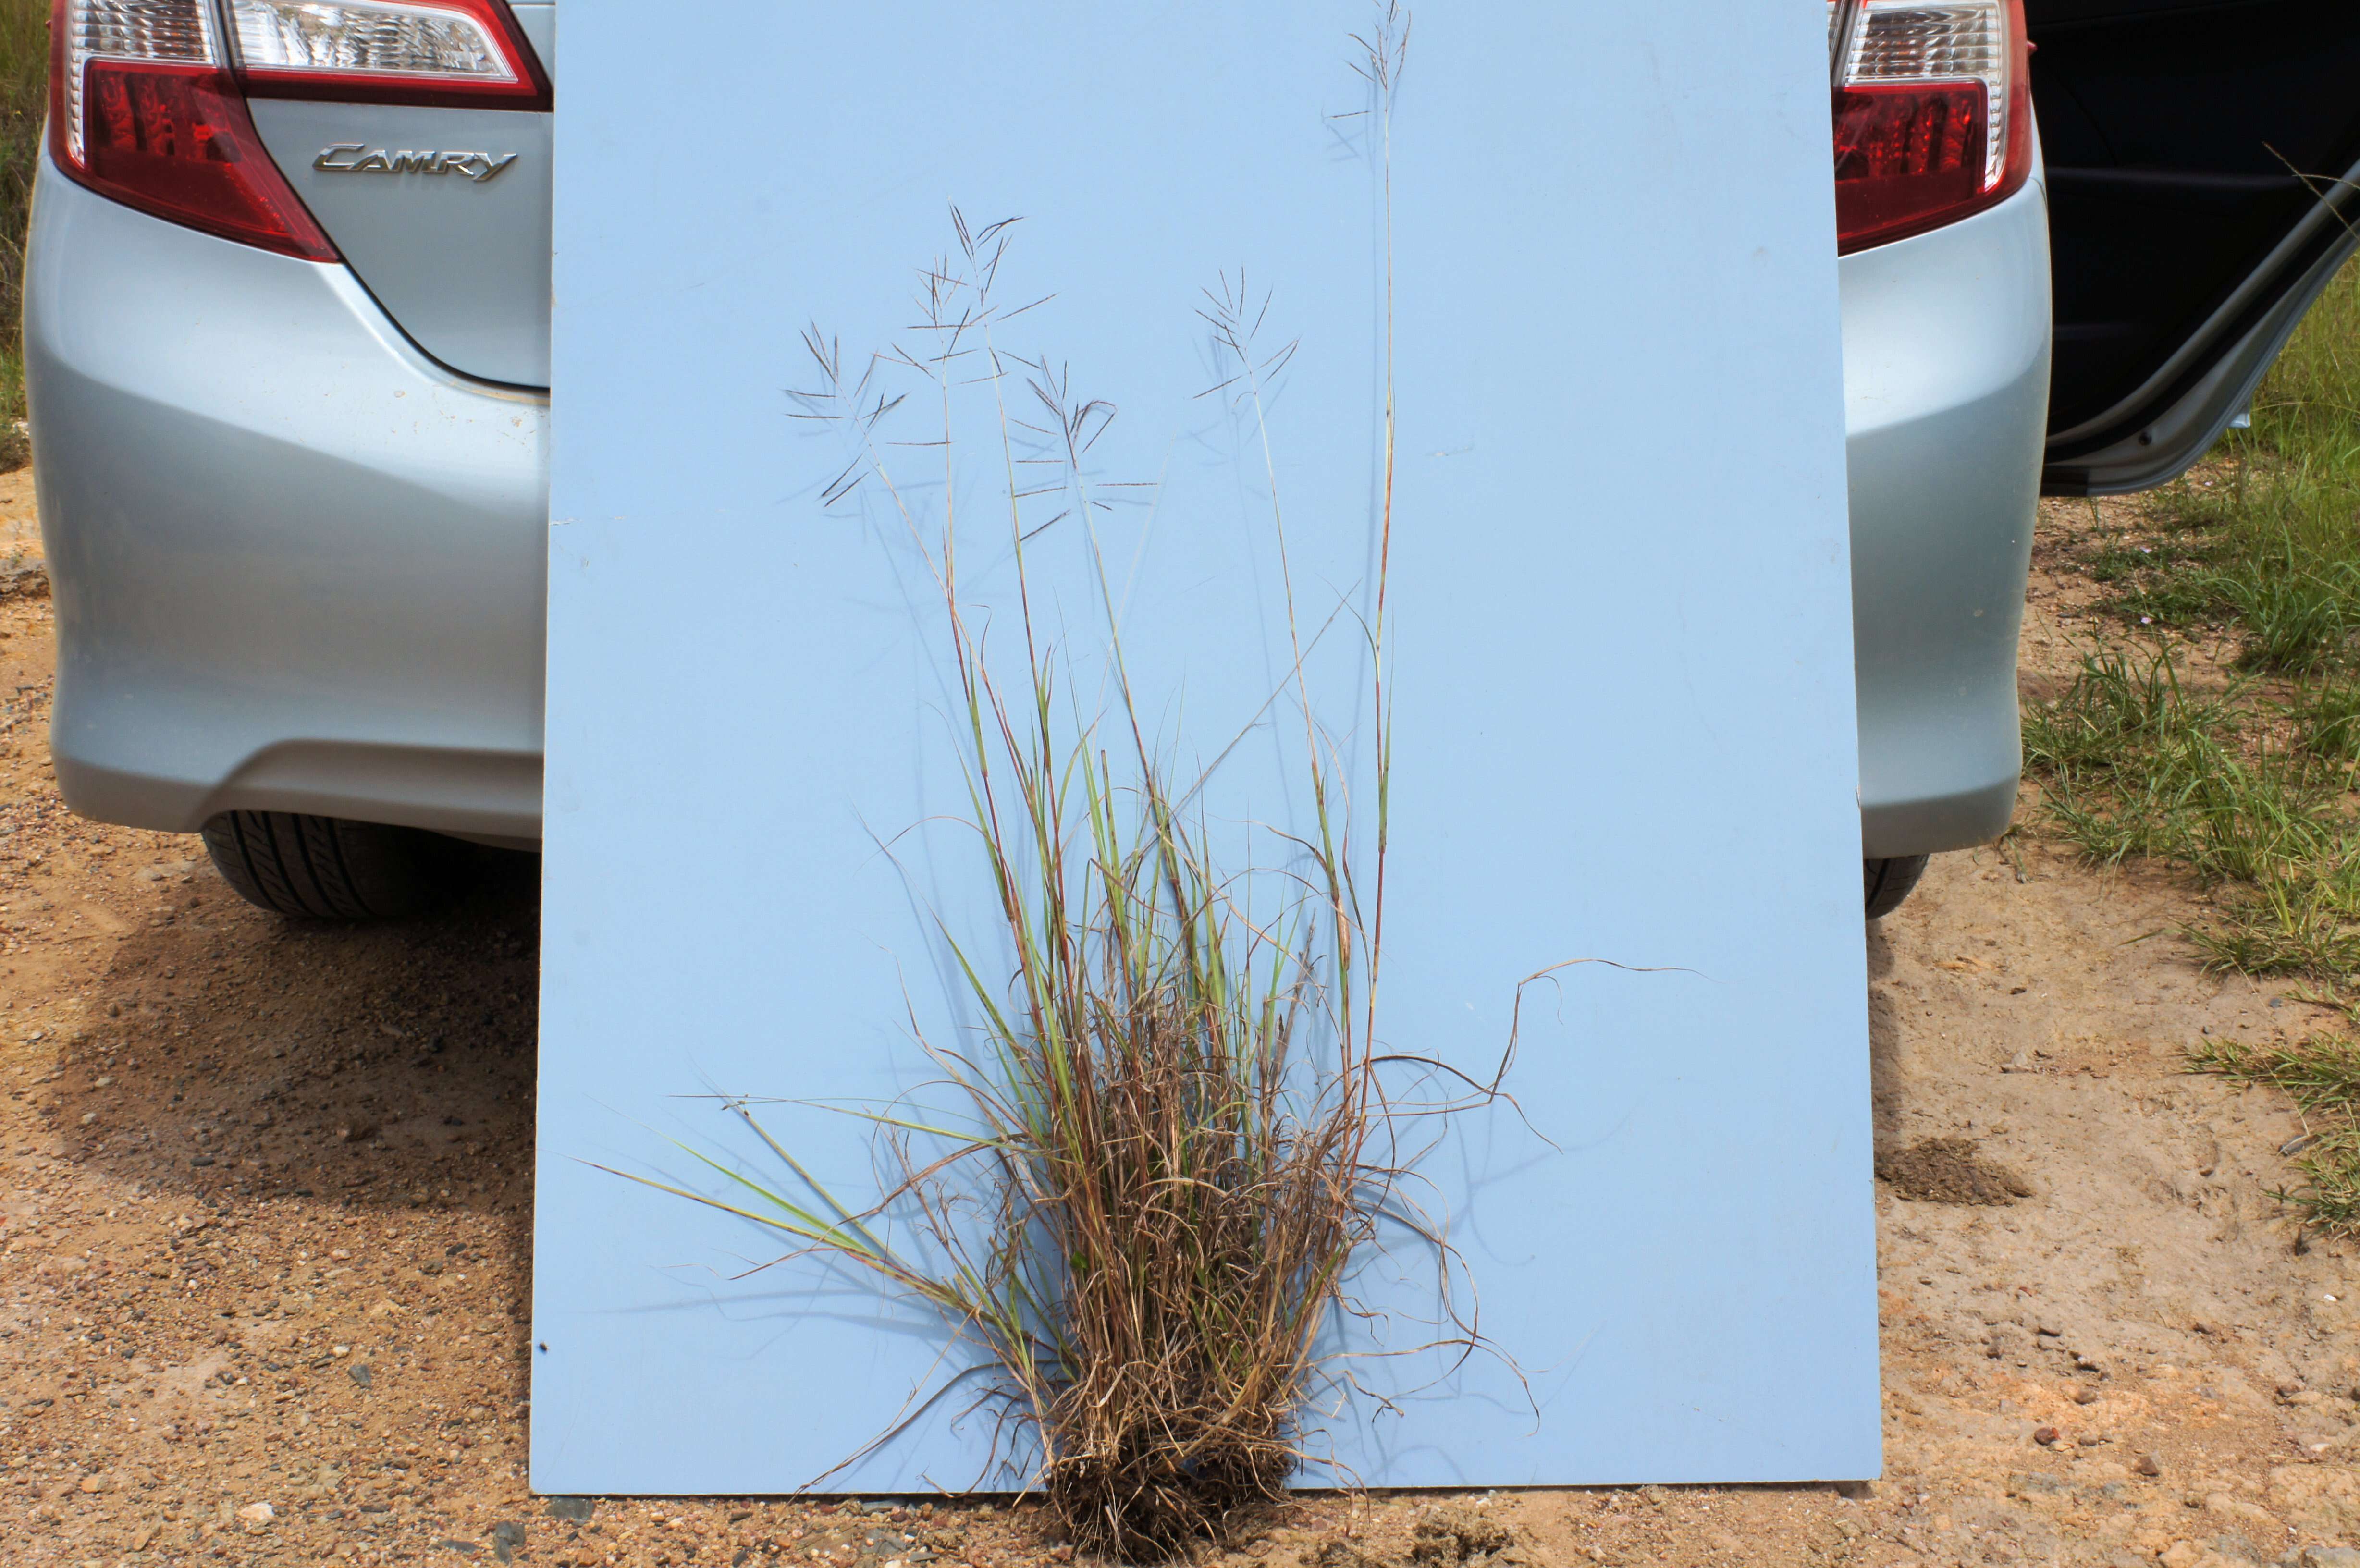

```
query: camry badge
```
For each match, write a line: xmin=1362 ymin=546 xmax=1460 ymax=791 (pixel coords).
xmin=313 ymin=145 xmax=520 ymax=184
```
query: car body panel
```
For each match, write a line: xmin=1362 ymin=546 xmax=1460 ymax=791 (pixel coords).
xmin=28 ymin=125 xmax=2053 ymax=858
xmin=1844 ymin=173 xmax=2052 ymax=856
xmin=243 ymin=0 xmax=555 ymax=389
xmin=248 ymin=100 xmax=554 ymax=388
xmin=25 ymin=163 xmax=547 ymax=841
xmin=510 ymin=0 xmax=556 ymax=71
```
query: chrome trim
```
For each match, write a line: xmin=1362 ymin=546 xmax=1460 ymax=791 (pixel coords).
xmin=313 ymin=143 xmax=519 ymax=183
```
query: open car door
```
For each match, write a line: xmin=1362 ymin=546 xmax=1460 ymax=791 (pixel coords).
xmin=2034 ymin=0 xmax=2360 ymax=495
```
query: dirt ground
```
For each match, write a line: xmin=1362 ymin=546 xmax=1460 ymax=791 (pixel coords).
xmin=5 ymin=475 xmax=2359 ymax=1568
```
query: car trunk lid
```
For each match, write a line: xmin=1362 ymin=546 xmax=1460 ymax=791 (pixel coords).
xmin=245 ymin=0 xmax=555 ymax=389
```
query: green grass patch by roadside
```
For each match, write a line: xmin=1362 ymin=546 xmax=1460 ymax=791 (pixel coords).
xmin=0 ymin=0 xmax=44 ymax=471
xmin=2021 ymin=641 xmax=2342 ymax=889
xmin=2022 ymin=256 xmax=2360 ymax=1232
xmin=2060 ymin=261 xmax=2360 ymax=667
xmin=2189 ymin=1034 xmax=2360 ymax=1234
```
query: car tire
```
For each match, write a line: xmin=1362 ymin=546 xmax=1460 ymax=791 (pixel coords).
xmin=1864 ymin=854 xmax=1930 ymax=920
xmin=201 ymin=811 xmax=465 ymax=920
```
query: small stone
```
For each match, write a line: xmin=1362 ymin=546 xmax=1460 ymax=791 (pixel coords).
xmin=348 ymin=1363 xmax=372 ymax=1388
xmin=76 ymin=1475 xmax=100 ymax=1494
xmin=2134 ymin=1454 xmax=2163 ymax=1478
xmin=2033 ymin=1426 xmax=2060 ymax=1446
xmin=130 ymin=1524 xmax=158 ymax=1550
xmin=547 ymin=1496 xmax=596 ymax=1523
xmin=1987 ymin=1323 xmax=2037 ymax=1363
xmin=2073 ymin=1385 xmax=2100 ymax=1404
xmin=236 ymin=1502 xmax=275 ymax=1525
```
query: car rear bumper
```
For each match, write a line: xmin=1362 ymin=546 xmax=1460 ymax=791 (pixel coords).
xmin=1842 ymin=174 xmax=2051 ymax=858
xmin=25 ymin=161 xmax=546 ymax=841
xmin=30 ymin=159 xmax=2049 ymax=858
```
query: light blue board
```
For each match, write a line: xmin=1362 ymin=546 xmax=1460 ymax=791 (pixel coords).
xmin=537 ymin=1 xmax=1877 ymax=1494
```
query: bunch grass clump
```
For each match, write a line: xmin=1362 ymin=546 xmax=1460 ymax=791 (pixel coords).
xmin=2021 ymin=641 xmax=2336 ymax=885
xmin=641 ymin=220 xmax=1399 ymax=1556
xmin=616 ymin=12 xmax=1491 ymax=1558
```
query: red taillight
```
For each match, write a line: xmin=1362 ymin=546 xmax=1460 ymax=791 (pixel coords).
xmin=1830 ymin=0 xmax=2033 ymax=254
xmin=47 ymin=0 xmax=549 ymax=260
xmin=49 ymin=2 xmax=337 ymax=261
xmin=76 ymin=61 xmax=340 ymax=259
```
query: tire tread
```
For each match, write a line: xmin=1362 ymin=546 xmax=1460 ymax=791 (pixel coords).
xmin=202 ymin=811 xmax=456 ymax=920
xmin=1864 ymin=854 xmax=1930 ymax=920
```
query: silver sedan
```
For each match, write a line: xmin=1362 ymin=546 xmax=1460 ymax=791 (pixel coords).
xmin=27 ymin=0 xmax=2360 ymax=919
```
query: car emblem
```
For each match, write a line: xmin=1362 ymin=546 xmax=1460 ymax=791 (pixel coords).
xmin=313 ymin=145 xmax=520 ymax=184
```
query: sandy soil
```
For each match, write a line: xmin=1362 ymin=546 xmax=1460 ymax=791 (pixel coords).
xmin=4 ymin=481 xmax=2357 ymax=1568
